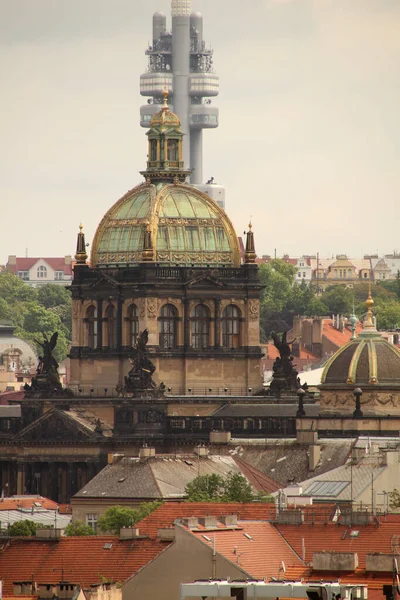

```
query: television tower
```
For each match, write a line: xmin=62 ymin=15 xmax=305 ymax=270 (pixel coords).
xmin=140 ymin=0 xmax=225 ymax=208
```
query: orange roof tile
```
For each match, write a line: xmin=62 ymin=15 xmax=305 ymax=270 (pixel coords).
xmin=0 ymin=496 xmax=58 ymax=512
xmin=190 ymin=520 xmax=303 ymax=579
xmin=0 ymin=536 xmax=167 ymax=594
xmin=322 ymin=321 xmax=363 ymax=348
xmin=232 ymin=457 xmax=281 ymax=494
xmin=275 ymin=522 xmax=399 ymax=568
xmin=135 ymin=502 xmax=278 ymax=539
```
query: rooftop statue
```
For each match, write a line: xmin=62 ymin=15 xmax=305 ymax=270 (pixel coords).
xmin=119 ymin=329 xmax=165 ymax=398
xmin=268 ymin=331 xmax=301 ymax=397
xmin=24 ymin=332 xmax=69 ymax=398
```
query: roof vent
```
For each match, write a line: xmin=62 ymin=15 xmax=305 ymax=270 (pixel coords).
xmin=103 ymin=542 xmax=113 ymax=549
xmin=199 ymin=516 xmax=218 ymax=529
xmin=181 ymin=517 xmax=199 ymax=530
xmin=219 ymin=514 xmax=238 ymax=527
xmin=119 ymin=527 xmax=140 ymax=540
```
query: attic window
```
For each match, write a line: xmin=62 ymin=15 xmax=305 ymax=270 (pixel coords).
xmin=349 ymin=530 xmax=360 ymax=538
xmin=243 ymin=533 xmax=253 ymax=540
xmin=103 ymin=543 xmax=113 ymax=550
xmin=82 ymin=490 xmax=87 ymax=494
xmin=202 ymin=535 xmax=211 ymax=542
xmin=101 ymin=492 xmax=106 ymax=496
xmin=302 ymin=481 xmax=349 ymax=497
xmin=184 ymin=460 xmax=194 ymax=466
xmin=34 ymin=502 xmax=42 ymax=507
xmin=118 ymin=477 xmax=126 ymax=483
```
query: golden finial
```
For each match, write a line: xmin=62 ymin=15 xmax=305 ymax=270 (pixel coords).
xmin=162 ymin=87 xmax=168 ymax=108
xmin=248 ymin=221 xmax=252 ymax=230
xmin=79 ymin=223 xmax=83 ymax=232
xmin=364 ymin=277 xmax=375 ymax=328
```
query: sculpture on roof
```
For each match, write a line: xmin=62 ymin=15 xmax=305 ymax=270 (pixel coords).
xmin=24 ymin=331 xmax=71 ymax=398
xmin=120 ymin=329 xmax=165 ymax=398
xmin=268 ymin=331 xmax=301 ymax=397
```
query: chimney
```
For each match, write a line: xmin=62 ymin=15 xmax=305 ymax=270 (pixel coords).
xmin=36 ymin=528 xmax=63 ymax=540
xmin=219 ymin=514 xmax=238 ymax=527
xmin=194 ymin=445 xmax=208 ymax=457
xmin=108 ymin=453 xmax=124 ymax=465
xmin=119 ymin=527 xmax=140 ymax=539
xmin=181 ymin=517 xmax=199 ymax=529
xmin=139 ymin=446 xmax=156 ymax=459
xmin=64 ymin=255 xmax=72 ymax=266
xmin=199 ymin=515 xmax=218 ymax=529
xmin=309 ymin=444 xmax=321 ymax=471
xmin=7 ymin=255 xmax=17 ymax=266
xmin=157 ymin=528 xmax=175 ymax=541
xmin=383 ymin=450 xmax=399 ymax=466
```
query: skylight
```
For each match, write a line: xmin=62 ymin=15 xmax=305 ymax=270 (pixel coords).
xmin=243 ymin=533 xmax=253 ymax=540
xmin=103 ymin=543 xmax=113 ymax=549
xmin=118 ymin=477 xmax=126 ymax=483
xmin=349 ymin=530 xmax=360 ymax=538
xmin=302 ymin=481 xmax=349 ymax=497
xmin=202 ymin=535 xmax=211 ymax=542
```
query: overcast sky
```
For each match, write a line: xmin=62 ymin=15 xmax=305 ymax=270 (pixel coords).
xmin=1 ymin=0 xmax=399 ymax=264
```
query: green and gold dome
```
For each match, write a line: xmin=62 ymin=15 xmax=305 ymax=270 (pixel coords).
xmin=321 ymin=292 xmax=400 ymax=387
xmin=91 ymin=91 xmax=240 ymax=268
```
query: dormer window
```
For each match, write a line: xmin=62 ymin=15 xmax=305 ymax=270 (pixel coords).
xmin=37 ymin=265 xmax=47 ymax=278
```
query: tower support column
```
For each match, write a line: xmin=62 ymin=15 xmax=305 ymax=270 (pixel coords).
xmin=190 ymin=129 xmax=203 ymax=184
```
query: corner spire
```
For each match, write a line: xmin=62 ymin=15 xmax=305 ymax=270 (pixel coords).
xmin=244 ymin=221 xmax=256 ymax=264
xmin=75 ymin=224 xmax=88 ymax=265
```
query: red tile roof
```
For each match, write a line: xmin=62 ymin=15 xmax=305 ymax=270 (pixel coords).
xmin=322 ymin=321 xmax=363 ymax=348
xmin=7 ymin=258 xmax=72 ymax=276
xmin=135 ymin=502 xmax=278 ymax=539
xmin=275 ymin=522 xmax=399 ymax=568
xmin=0 ymin=536 xmax=167 ymax=594
xmin=0 ymin=391 xmax=24 ymax=404
xmin=232 ymin=457 xmax=281 ymax=494
xmin=190 ymin=520 xmax=303 ymax=579
xmin=0 ymin=496 xmax=59 ymax=512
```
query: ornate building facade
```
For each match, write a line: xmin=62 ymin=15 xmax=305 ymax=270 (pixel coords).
xmin=69 ymin=93 xmax=263 ymax=394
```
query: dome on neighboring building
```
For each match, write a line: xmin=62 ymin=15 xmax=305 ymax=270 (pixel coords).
xmin=321 ymin=293 xmax=400 ymax=387
xmin=91 ymin=181 xmax=240 ymax=267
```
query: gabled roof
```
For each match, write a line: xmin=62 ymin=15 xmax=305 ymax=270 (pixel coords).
xmin=189 ymin=520 xmax=303 ymax=579
xmin=0 ymin=536 xmax=166 ymax=594
xmin=7 ymin=257 xmax=72 ymax=275
xmin=134 ymin=502 xmax=278 ymax=539
xmin=275 ymin=521 xmax=400 ymax=569
xmin=232 ymin=457 xmax=281 ymax=494
xmin=322 ymin=320 xmax=363 ymax=348
xmin=74 ymin=455 xmax=258 ymax=500
xmin=0 ymin=495 xmax=58 ymax=512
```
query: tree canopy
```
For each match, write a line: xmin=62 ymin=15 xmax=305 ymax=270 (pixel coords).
xmin=97 ymin=501 xmax=162 ymax=534
xmin=185 ymin=472 xmax=273 ymax=503
xmin=64 ymin=520 xmax=95 ymax=536
xmin=0 ymin=273 xmax=72 ymax=363
xmin=9 ymin=519 xmax=37 ymax=536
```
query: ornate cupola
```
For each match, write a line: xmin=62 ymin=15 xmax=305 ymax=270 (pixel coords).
xmin=244 ymin=222 xmax=256 ymax=264
xmin=74 ymin=224 xmax=88 ymax=265
xmin=140 ymin=89 xmax=191 ymax=184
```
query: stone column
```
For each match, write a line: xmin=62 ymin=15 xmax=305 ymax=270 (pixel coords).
xmin=214 ymin=298 xmax=221 ymax=348
xmin=97 ymin=299 xmax=103 ymax=349
xmin=183 ymin=299 xmax=190 ymax=349
xmin=49 ymin=462 xmax=58 ymax=502
xmin=16 ymin=462 xmax=25 ymax=495
xmin=117 ymin=297 xmax=123 ymax=348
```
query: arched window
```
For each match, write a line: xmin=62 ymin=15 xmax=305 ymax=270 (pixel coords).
xmin=37 ymin=265 xmax=47 ymax=278
xmin=167 ymin=140 xmax=178 ymax=161
xmin=159 ymin=304 xmax=178 ymax=349
xmin=127 ymin=304 xmax=139 ymax=347
xmin=190 ymin=304 xmax=210 ymax=349
xmin=150 ymin=140 xmax=157 ymax=161
xmin=222 ymin=305 xmax=241 ymax=348
xmin=105 ymin=304 xmax=117 ymax=349
xmin=86 ymin=305 xmax=97 ymax=349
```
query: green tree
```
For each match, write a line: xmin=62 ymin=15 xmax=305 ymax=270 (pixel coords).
xmin=374 ymin=302 xmax=400 ymax=330
xmin=304 ymin=297 xmax=329 ymax=317
xmin=64 ymin=520 xmax=95 ymax=536
xmin=320 ymin=286 xmax=354 ymax=315
xmin=0 ymin=272 xmax=37 ymax=304
xmin=185 ymin=472 xmax=265 ymax=503
xmin=98 ymin=502 xmax=161 ymax=534
xmin=259 ymin=260 xmax=297 ymax=338
xmin=9 ymin=519 xmax=37 ymax=536
xmin=222 ymin=472 xmax=253 ymax=503
xmin=185 ymin=474 xmax=224 ymax=502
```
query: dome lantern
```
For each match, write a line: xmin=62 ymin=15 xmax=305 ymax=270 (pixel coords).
xmin=141 ymin=89 xmax=191 ymax=184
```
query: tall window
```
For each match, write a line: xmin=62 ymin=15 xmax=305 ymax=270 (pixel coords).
xmin=86 ymin=513 xmax=98 ymax=532
xmin=222 ymin=305 xmax=241 ymax=348
xmin=159 ymin=304 xmax=178 ymax=348
xmin=86 ymin=305 xmax=97 ymax=349
xmin=190 ymin=304 xmax=210 ymax=348
xmin=167 ymin=140 xmax=178 ymax=161
xmin=150 ymin=140 xmax=157 ymax=161
xmin=127 ymin=304 xmax=139 ymax=346
xmin=54 ymin=271 xmax=64 ymax=281
xmin=105 ymin=304 xmax=117 ymax=349
xmin=37 ymin=265 xmax=47 ymax=278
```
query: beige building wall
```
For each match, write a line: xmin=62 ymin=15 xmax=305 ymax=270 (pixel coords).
xmin=123 ymin=525 xmax=248 ymax=600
